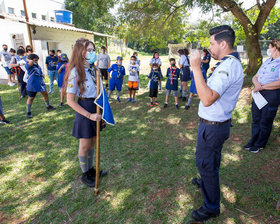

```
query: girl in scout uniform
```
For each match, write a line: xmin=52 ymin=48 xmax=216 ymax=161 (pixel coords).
xmin=25 ymin=54 xmax=56 ymax=118
xmin=244 ymin=39 xmax=280 ymax=153
xmin=178 ymin=49 xmax=191 ymax=101
xmin=64 ymin=38 xmax=107 ymax=188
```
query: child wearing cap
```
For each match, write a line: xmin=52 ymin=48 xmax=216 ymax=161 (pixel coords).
xmin=107 ymin=56 xmax=126 ymax=102
xmin=127 ymin=55 xmax=140 ymax=103
xmin=57 ymin=53 xmax=69 ymax=106
xmin=164 ymin=58 xmax=180 ymax=110
xmin=148 ymin=63 xmax=161 ymax=107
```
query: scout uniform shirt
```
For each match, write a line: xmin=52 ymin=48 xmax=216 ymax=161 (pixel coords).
xmin=166 ymin=67 xmax=180 ymax=90
xmin=179 ymin=54 xmax=190 ymax=67
xmin=66 ymin=67 xmax=97 ymax=98
xmin=198 ymin=54 xmax=244 ymax=122
xmin=257 ymin=56 xmax=280 ymax=85
xmin=25 ymin=63 xmax=46 ymax=92
xmin=107 ymin=64 xmax=125 ymax=79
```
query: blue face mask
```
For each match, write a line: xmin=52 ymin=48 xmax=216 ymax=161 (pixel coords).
xmin=86 ymin=51 xmax=97 ymax=64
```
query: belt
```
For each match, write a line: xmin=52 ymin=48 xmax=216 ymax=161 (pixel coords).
xmin=199 ymin=117 xmax=231 ymax=125
xmin=81 ymin=98 xmax=96 ymax=101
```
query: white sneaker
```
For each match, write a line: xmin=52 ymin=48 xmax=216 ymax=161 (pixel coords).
xmin=8 ymin=82 xmax=16 ymax=86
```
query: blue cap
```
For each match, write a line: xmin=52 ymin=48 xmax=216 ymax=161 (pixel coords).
xmin=61 ymin=53 xmax=68 ymax=62
xmin=116 ymin=56 xmax=123 ymax=60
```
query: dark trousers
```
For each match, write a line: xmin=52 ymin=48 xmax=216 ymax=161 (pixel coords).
xmin=195 ymin=121 xmax=231 ymax=213
xmin=18 ymin=70 xmax=27 ymax=98
xmin=249 ymin=89 xmax=280 ymax=148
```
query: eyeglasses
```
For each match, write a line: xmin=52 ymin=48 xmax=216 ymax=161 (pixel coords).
xmin=87 ymin=48 xmax=96 ymax=53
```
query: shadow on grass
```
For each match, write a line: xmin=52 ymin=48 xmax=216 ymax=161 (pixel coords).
xmin=0 ymin=77 xmax=279 ymax=224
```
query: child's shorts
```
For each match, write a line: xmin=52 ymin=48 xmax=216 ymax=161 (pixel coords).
xmin=166 ymin=89 xmax=178 ymax=97
xmin=128 ymin=81 xmax=138 ymax=90
xmin=100 ymin=69 xmax=108 ymax=80
xmin=72 ymin=98 xmax=103 ymax=139
xmin=109 ymin=78 xmax=122 ymax=91
xmin=149 ymin=88 xmax=158 ymax=98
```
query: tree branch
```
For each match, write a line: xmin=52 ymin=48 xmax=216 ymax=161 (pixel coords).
xmin=255 ymin=0 xmax=277 ymax=33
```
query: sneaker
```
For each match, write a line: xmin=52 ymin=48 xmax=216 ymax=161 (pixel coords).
xmin=46 ymin=105 xmax=56 ymax=111
xmin=117 ymin=97 xmax=121 ymax=102
xmin=59 ymin=102 xmax=64 ymax=107
xmin=48 ymin=90 xmax=54 ymax=94
xmin=131 ymin=99 xmax=135 ymax=103
xmin=8 ymin=82 xmax=16 ymax=87
xmin=182 ymin=97 xmax=187 ymax=102
xmin=0 ymin=118 xmax=10 ymax=124
xmin=26 ymin=112 xmax=33 ymax=118
xmin=150 ymin=102 xmax=154 ymax=107
xmin=127 ymin=98 xmax=132 ymax=103
xmin=249 ymin=146 xmax=263 ymax=153
xmin=81 ymin=171 xmax=95 ymax=187
xmin=243 ymin=142 xmax=253 ymax=150
xmin=176 ymin=104 xmax=179 ymax=110
xmin=154 ymin=101 xmax=159 ymax=106
xmin=164 ymin=103 xmax=168 ymax=108
xmin=185 ymin=105 xmax=190 ymax=110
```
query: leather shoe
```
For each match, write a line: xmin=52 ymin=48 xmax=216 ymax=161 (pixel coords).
xmin=192 ymin=178 xmax=201 ymax=188
xmin=191 ymin=207 xmax=220 ymax=221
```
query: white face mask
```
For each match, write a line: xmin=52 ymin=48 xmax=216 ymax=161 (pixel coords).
xmin=267 ymin=49 xmax=271 ymax=57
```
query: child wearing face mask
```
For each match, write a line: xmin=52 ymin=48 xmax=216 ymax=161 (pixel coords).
xmin=127 ymin=56 xmax=140 ymax=103
xmin=148 ymin=63 xmax=161 ymax=107
xmin=107 ymin=56 xmax=126 ymax=102
xmin=25 ymin=54 xmax=56 ymax=118
xmin=45 ymin=49 xmax=59 ymax=94
xmin=164 ymin=58 xmax=180 ymax=110
xmin=149 ymin=52 xmax=163 ymax=90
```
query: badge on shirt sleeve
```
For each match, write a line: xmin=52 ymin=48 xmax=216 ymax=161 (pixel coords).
xmin=271 ymin=67 xmax=275 ymax=72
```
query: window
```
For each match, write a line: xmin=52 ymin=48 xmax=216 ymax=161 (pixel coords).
xmin=31 ymin=13 xmax=36 ymax=19
xmin=42 ymin=15 xmax=46 ymax=20
xmin=50 ymin=17 xmax=55 ymax=22
xmin=20 ymin=10 xmax=25 ymax=16
xmin=8 ymin=7 xmax=14 ymax=14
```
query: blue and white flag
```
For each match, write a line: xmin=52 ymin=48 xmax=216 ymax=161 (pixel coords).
xmin=94 ymin=78 xmax=115 ymax=125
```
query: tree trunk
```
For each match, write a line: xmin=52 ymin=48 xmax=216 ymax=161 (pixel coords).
xmin=244 ymin=32 xmax=263 ymax=76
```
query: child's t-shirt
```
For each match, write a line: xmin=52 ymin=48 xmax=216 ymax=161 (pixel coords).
xmin=128 ymin=64 xmax=140 ymax=82
xmin=148 ymin=71 xmax=160 ymax=89
xmin=166 ymin=67 xmax=180 ymax=90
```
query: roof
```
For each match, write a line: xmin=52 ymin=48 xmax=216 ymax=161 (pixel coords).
xmin=0 ymin=13 xmax=115 ymax=38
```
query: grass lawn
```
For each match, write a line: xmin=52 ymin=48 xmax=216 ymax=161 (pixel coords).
xmin=0 ymin=65 xmax=280 ymax=224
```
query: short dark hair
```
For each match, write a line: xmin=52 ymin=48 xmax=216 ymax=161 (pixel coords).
xmin=131 ymin=55 xmax=137 ymax=60
xmin=50 ymin=49 xmax=55 ymax=54
xmin=28 ymin=53 xmax=39 ymax=60
xmin=152 ymin=63 xmax=158 ymax=67
xmin=153 ymin=51 xmax=159 ymax=58
xmin=17 ymin=49 xmax=25 ymax=55
xmin=2 ymin=44 xmax=7 ymax=47
xmin=101 ymin=46 xmax=106 ymax=50
xmin=178 ymin=49 xmax=184 ymax=55
xmin=9 ymin=48 xmax=16 ymax=53
xmin=209 ymin=25 xmax=235 ymax=49
xmin=57 ymin=49 xmax=61 ymax=53
xmin=169 ymin=58 xmax=176 ymax=62
xmin=203 ymin=48 xmax=209 ymax=54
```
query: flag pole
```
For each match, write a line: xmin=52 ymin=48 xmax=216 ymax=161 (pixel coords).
xmin=94 ymin=69 xmax=101 ymax=196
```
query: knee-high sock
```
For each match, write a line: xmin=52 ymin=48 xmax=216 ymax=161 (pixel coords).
xmin=117 ymin=91 xmax=120 ymax=98
xmin=78 ymin=155 xmax=88 ymax=173
xmin=88 ymin=149 xmax=94 ymax=170
xmin=107 ymin=91 xmax=111 ymax=98
xmin=182 ymin=90 xmax=187 ymax=97
xmin=27 ymin=104 xmax=32 ymax=113
xmin=187 ymin=96 xmax=192 ymax=106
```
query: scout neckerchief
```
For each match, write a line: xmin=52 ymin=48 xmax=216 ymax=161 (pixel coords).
xmin=169 ymin=66 xmax=177 ymax=85
xmin=117 ymin=64 xmax=122 ymax=79
xmin=208 ymin=52 xmax=240 ymax=78
xmin=86 ymin=65 xmax=97 ymax=85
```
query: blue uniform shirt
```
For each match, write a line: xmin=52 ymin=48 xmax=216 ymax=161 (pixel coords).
xmin=202 ymin=54 xmax=211 ymax=72
xmin=107 ymin=64 xmax=125 ymax=79
xmin=198 ymin=56 xmax=244 ymax=122
xmin=25 ymin=63 xmax=46 ymax=92
xmin=166 ymin=67 xmax=180 ymax=90
xmin=45 ymin=55 xmax=59 ymax=71
xmin=257 ymin=56 xmax=280 ymax=85
xmin=57 ymin=62 xmax=68 ymax=88
xmin=66 ymin=67 xmax=97 ymax=98
xmin=148 ymin=71 xmax=160 ymax=89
